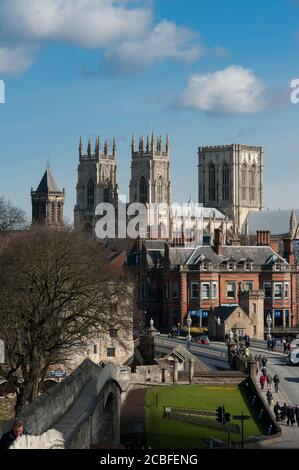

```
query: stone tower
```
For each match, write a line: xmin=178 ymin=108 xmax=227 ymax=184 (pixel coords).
xmin=129 ymin=133 xmax=171 ymax=206
xmin=74 ymin=137 xmax=118 ymax=233
xmin=198 ymin=144 xmax=263 ymax=232
xmin=31 ymin=167 xmax=65 ymax=227
xmin=239 ymin=286 xmax=265 ymax=340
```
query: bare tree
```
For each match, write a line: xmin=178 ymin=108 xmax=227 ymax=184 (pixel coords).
xmin=0 ymin=226 xmax=133 ymax=414
xmin=0 ymin=196 xmax=27 ymax=232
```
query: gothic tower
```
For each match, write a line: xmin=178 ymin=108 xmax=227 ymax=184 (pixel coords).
xmin=31 ymin=167 xmax=65 ymax=227
xmin=129 ymin=133 xmax=171 ymax=205
xmin=198 ymin=144 xmax=263 ymax=232
xmin=74 ymin=137 xmax=118 ymax=233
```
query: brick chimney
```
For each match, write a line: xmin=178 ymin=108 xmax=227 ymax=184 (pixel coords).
xmin=214 ymin=228 xmax=223 ymax=256
xmin=283 ymin=238 xmax=295 ymax=265
xmin=256 ymin=230 xmax=270 ymax=246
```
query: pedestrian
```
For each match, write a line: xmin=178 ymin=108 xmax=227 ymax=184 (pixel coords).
xmin=266 ymin=390 xmax=274 ymax=407
xmin=281 ymin=403 xmax=287 ymax=423
xmin=260 ymin=374 xmax=266 ymax=390
xmin=267 ymin=373 xmax=273 ymax=390
xmin=0 ymin=419 xmax=26 ymax=449
xmin=286 ymin=406 xmax=295 ymax=426
xmin=283 ymin=339 xmax=287 ymax=355
xmin=295 ymin=406 xmax=299 ymax=427
xmin=287 ymin=342 xmax=291 ymax=353
xmin=273 ymin=374 xmax=280 ymax=393
xmin=261 ymin=356 xmax=267 ymax=368
xmin=272 ymin=338 xmax=276 ymax=352
xmin=261 ymin=366 xmax=268 ymax=377
xmin=274 ymin=402 xmax=280 ymax=421
xmin=267 ymin=338 xmax=271 ymax=352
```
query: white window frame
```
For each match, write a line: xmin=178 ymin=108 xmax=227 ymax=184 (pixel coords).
xmin=226 ymin=282 xmax=236 ymax=299
xmin=212 ymin=282 xmax=218 ymax=299
xmin=191 ymin=282 xmax=200 ymax=299
xmin=201 ymin=282 xmax=210 ymax=300
xmin=274 ymin=283 xmax=282 ymax=299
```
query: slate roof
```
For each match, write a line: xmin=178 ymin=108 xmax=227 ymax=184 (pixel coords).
xmin=36 ymin=168 xmax=61 ymax=193
xmin=145 ymin=243 xmax=289 ymax=269
xmin=244 ymin=209 xmax=299 ymax=236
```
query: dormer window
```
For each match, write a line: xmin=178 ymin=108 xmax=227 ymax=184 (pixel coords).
xmin=202 ymin=262 xmax=208 ymax=271
xmin=228 ymin=262 xmax=234 ymax=271
xmin=245 ymin=262 xmax=251 ymax=271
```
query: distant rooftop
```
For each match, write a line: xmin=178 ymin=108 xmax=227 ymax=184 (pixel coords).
xmin=36 ymin=168 xmax=62 ymax=193
xmin=244 ymin=209 xmax=299 ymax=236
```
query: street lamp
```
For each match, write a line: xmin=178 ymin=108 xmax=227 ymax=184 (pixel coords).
xmin=186 ymin=314 xmax=192 ymax=346
xmin=266 ymin=314 xmax=272 ymax=340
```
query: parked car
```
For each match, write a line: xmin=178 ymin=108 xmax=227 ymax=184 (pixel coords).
xmin=198 ymin=336 xmax=210 ymax=345
xmin=286 ymin=348 xmax=299 ymax=366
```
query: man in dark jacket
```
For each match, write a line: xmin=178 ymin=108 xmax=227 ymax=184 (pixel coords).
xmin=286 ymin=406 xmax=295 ymax=426
xmin=0 ymin=419 xmax=25 ymax=449
xmin=295 ymin=406 xmax=299 ymax=427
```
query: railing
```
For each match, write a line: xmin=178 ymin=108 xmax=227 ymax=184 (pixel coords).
xmin=154 ymin=337 xmax=228 ymax=360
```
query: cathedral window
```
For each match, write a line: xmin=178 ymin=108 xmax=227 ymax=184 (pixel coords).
xmin=250 ymin=165 xmax=256 ymax=201
xmin=87 ymin=180 xmax=95 ymax=208
xmin=241 ymin=163 xmax=247 ymax=201
xmin=156 ymin=177 xmax=163 ymax=203
xmin=208 ymin=165 xmax=216 ymax=201
xmin=140 ymin=177 xmax=148 ymax=204
xmin=222 ymin=164 xmax=230 ymax=201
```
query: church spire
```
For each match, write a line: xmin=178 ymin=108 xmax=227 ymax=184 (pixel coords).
xmin=87 ymin=139 xmax=92 ymax=158
xmin=290 ymin=208 xmax=297 ymax=238
xmin=131 ymin=134 xmax=135 ymax=152
xmin=112 ymin=138 xmax=116 ymax=157
xmin=95 ymin=137 xmax=100 ymax=159
xmin=79 ymin=137 xmax=83 ymax=159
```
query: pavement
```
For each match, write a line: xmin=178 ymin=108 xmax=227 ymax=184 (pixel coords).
xmin=253 ymin=353 xmax=299 ymax=448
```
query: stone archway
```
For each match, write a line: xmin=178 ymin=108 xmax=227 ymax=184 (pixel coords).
xmin=102 ymin=392 xmax=116 ymax=443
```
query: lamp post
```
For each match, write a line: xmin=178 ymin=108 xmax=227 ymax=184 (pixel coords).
xmin=186 ymin=314 xmax=192 ymax=348
xmin=266 ymin=313 xmax=272 ymax=340
xmin=215 ymin=316 xmax=221 ymax=341
xmin=143 ymin=310 xmax=147 ymax=335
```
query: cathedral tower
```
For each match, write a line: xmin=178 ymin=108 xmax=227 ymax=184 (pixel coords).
xmin=31 ymin=167 xmax=65 ymax=227
xmin=198 ymin=144 xmax=263 ymax=231
xmin=129 ymin=133 xmax=171 ymax=205
xmin=74 ymin=137 xmax=118 ymax=233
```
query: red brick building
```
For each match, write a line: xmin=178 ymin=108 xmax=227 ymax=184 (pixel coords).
xmin=128 ymin=230 xmax=299 ymax=336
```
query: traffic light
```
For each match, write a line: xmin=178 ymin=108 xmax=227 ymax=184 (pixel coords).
xmin=216 ymin=406 xmax=224 ymax=423
xmin=224 ymin=412 xmax=231 ymax=423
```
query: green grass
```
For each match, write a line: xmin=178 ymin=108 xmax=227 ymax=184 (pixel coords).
xmin=145 ymin=384 xmax=265 ymax=449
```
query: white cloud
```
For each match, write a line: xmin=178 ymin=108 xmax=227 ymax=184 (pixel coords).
xmin=105 ymin=20 xmax=202 ymax=73
xmin=0 ymin=45 xmax=36 ymax=74
xmin=0 ymin=0 xmax=202 ymax=75
xmin=178 ymin=65 xmax=268 ymax=114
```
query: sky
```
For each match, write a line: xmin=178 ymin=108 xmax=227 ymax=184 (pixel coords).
xmin=0 ymin=0 xmax=299 ymax=222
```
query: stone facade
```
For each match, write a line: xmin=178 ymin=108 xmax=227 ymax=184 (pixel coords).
xmin=74 ymin=137 xmax=118 ymax=233
xmin=209 ymin=306 xmax=254 ymax=339
xmin=31 ymin=168 xmax=65 ymax=227
xmin=198 ymin=144 xmax=263 ymax=231
xmin=10 ymin=429 xmax=64 ymax=449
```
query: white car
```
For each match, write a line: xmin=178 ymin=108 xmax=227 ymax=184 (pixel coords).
xmin=286 ymin=348 xmax=299 ymax=366
xmin=290 ymin=338 xmax=299 ymax=350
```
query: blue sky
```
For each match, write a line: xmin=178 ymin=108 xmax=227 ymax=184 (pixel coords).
xmin=0 ymin=0 xmax=299 ymax=222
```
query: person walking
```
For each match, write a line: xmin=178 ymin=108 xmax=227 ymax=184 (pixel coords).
xmin=261 ymin=366 xmax=268 ymax=377
xmin=272 ymin=338 xmax=276 ymax=352
xmin=274 ymin=402 xmax=280 ymax=421
xmin=261 ymin=356 xmax=267 ymax=368
xmin=260 ymin=374 xmax=266 ymax=390
xmin=295 ymin=406 xmax=299 ymax=427
xmin=267 ymin=373 xmax=273 ymax=390
xmin=286 ymin=406 xmax=295 ymax=426
xmin=266 ymin=390 xmax=274 ymax=407
xmin=273 ymin=374 xmax=280 ymax=393
xmin=283 ymin=338 xmax=287 ymax=354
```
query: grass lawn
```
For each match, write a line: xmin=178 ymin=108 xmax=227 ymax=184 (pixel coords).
xmin=145 ymin=384 xmax=265 ymax=449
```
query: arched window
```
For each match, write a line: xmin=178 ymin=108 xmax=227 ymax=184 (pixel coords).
xmin=140 ymin=177 xmax=148 ymax=204
xmin=250 ymin=165 xmax=256 ymax=201
xmin=241 ymin=163 xmax=247 ymax=201
xmin=156 ymin=176 xmax=163 ymax=203
xmin=222 ymin=164 xmax=230 ymax=201
xmin=209 ymin=165 xmax=216 ymax=201
xmin=87 ymin=180 xmax=95 ymax=208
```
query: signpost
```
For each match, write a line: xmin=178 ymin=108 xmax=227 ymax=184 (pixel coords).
xmin=232 ymin=411 xmax=251 ymax=449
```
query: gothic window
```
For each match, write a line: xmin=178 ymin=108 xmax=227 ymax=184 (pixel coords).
xmin=241 ymin=163 xmax=247 ymax=201
xmin=156 ymin=176 xmax=163 ymax=203
xmin=140 ymin=176 xmax=148 ymax=204
xmin=87 ymin=180 xmax=95 ymax=208
xmin=250 ymin=165 xmax=256 ymax=201
xmin=103 ymin=179 xmax=110 ymax=203
xmin=209 ymin=164 xmax=216 ymax=201
xmin=222 ymin=164 xmax=230 ymax=201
